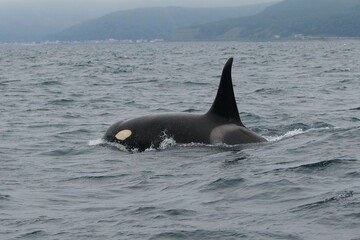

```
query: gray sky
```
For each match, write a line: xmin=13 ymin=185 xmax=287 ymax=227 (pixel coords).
xmin=0 ymin=0 xmax=278 ymax=9
xmin=0 ymin=0 xmax=280 ymax=24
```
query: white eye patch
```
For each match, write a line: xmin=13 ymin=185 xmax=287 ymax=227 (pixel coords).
xmin=115 ymin=130 xmax=132 ymax=141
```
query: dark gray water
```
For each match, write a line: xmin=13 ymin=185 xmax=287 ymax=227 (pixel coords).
xmin=1 ymin=41 xmax=360 ymax=240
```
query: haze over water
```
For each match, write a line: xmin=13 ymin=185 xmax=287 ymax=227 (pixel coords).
xmin=1 ymin=40 xmax=360 ymax=239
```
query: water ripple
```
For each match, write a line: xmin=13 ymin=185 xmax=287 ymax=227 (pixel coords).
xmin=1 ymin=41 xmax=360 ymax=240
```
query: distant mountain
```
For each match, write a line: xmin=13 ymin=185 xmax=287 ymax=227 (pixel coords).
xmin=0 ymin=0 xmax=134 ymax=43
xmin=51 ymin=4 xmax=273 ymax=41
xmin=170 ymin=0 xmax=360 ymax=41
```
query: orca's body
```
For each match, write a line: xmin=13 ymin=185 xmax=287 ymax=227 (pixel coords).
xmin=104 ymin=58 xmax=266 ymax=151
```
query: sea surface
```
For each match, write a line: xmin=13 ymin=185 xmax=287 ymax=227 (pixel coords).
xmin=1 ymin=40 xmax=360 ymax=240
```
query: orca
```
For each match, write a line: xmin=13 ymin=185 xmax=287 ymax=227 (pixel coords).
xmin=104 ymin=58 xmax=267 ymax=151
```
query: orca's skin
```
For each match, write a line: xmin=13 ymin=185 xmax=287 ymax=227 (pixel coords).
xmin=104 ymin=58 xmax=267 ymax=151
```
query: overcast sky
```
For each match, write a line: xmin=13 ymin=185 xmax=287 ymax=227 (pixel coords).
xmin=0 ymin=0 xmax=278 ymax=9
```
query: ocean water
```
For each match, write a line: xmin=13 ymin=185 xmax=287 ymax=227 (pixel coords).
xmin=1 ymin=40 xmax=359 ymax=240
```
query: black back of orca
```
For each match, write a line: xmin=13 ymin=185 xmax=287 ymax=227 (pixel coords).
xmin=104 ymin=58 xmax=267 ymax=151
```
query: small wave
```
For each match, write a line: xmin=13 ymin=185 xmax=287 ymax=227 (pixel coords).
xmin=288 ymin=158 xmax=354 ymax=173
xmin=0 ymin=194 xmax=11 ymax=200
xmin=64 ymin=173 xmax=129 ymax=182
xmin=162 ymin=208 xmax=197 ymax=217
xmin=149 ymin=229 xmax=245 ymax=240
xmin=91 ymin=138 xmax=131 ymax=152
xmin=38 ymin=80 xmax=62 ymax=86
xmin=48 ymin=99 xmax=75 ymax=105
xmin=265 ymin=126 xmax=332 ymax=142
xmin=104 ymin=141 xmax=130 ymax=152
xmin=40 ymin=147 xmax=87 ymax=156
xmin=130 ymin=206 xmax=157 ymax=215
xmin=183 ymin=81 xmax=210 ymax=86
xmin=293 ymin=190 xmax=354 ymax=211
xmin=20 ymin=230 xmax=48 ymax=238
xmin=324 ymin=67 xmax=351 ymax=73
xmin=344 ymin=171 xmax=360 ymax=178
xmin=200 ymin=177 xmax=245 ymax=192
xmin=265 ymin=128 xmax=304 ymax=142
xmin=254 ymin=88 xmax=284 ymax=95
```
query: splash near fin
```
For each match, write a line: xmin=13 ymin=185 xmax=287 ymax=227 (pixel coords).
xmin=207 ymin=58 xmax=244 ymax=126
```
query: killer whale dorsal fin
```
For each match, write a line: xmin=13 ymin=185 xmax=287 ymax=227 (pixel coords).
xmin=207 ymin=58 xmax=244 ymax=126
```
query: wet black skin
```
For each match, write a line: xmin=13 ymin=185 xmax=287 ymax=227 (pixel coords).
xmin=104 ymin=112 xmax=266 ymax=151
xmin=104 ymin=58 xmax=267 ymax=151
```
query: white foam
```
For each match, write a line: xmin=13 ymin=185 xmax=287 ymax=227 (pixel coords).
xmin=159 ymin=137 xmax=177 ymax=150
xmin=88 ymin=138 xmax=105 ymax=146
xmin=265 ymin=128 xmax=304 ymax=142
xmin=104 ymin=140 xmax=131 ymax=152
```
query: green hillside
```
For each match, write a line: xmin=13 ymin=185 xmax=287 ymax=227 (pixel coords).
xmin=170 ymin=0 xmax=360 ymax=41
xmin=51 ymin=4 xmax=271 ymax=41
